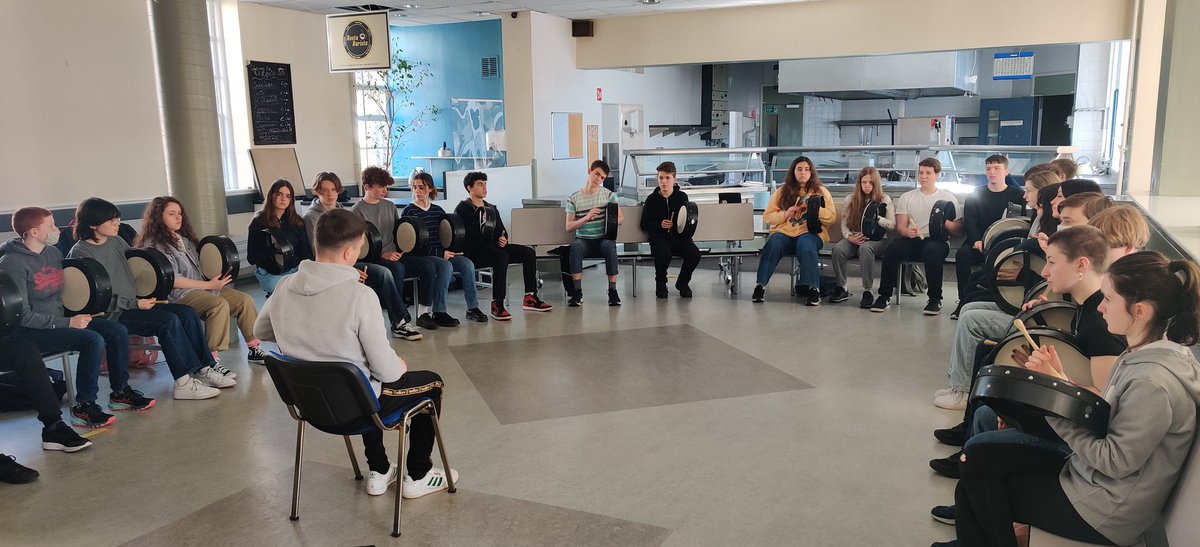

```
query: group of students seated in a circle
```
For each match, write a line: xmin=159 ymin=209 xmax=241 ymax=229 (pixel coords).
xmin=4 ymin=157 xmax=1200 ymax=547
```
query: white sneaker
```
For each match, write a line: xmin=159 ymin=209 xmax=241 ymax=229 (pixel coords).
xmin=933 ymin=389 xmax=969 ymax=410
xmin=173 ymin=376 xmax=220 ymax=400
xmin=402 ymin=467 xmax=458 ymax=499
xmin=934 ymin=387 xmax=957 ymax=398
xmin=366 ymin=465 xmax=397 ymax=496
xmin=193 ymin=367 xmax=237 ymax=389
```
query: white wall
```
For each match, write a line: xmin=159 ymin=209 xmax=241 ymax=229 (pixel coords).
xmin=523 ymin=11 xmax=703 ymax=198
xmin=1072 ymin=43 xmax=1113 ymax=166
xmin=235 ymin=3 xmax=357 ymax=199
xmin=0 ymin=0 xmax=168 ymax=212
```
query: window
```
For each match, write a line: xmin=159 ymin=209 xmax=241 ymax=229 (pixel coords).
xmin=207 ymin=0 xmax=248 ymax=190
xmin=354 ymin=71 xmax=391 ymax=174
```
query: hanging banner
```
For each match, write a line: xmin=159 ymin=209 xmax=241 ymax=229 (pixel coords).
xmin=326 ymin=11 xmax=391 ymax=72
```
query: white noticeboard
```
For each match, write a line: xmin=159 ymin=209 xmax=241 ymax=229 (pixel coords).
xmin=326 ymin=11 xmax=391 ymax=72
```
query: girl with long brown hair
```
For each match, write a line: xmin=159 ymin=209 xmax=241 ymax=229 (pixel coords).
xmin=137 ymin=196 xmax=265 ymax=368
xmin=247 ymin=179 xmax=313 ymax=296
xmin=829 ymin=167 xmax=894 ymax=308
xmin=752 ymin=156 xmax=836 ymax=305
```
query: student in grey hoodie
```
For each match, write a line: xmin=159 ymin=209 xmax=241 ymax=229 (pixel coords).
xmin=254 ymin=208 xmax=457 ymax=499
xmin=945 ymin=251 xmax=1200 ymax=547
xmin=0 ymin=207 xmax=155 ymax=429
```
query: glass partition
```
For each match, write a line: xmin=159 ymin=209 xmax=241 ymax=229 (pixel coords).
xmin=621 ymin=148 xmax=768 ymax=201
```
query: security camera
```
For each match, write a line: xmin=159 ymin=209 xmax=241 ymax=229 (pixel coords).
xmin=510 ymin=11 xmax=518 ymax=18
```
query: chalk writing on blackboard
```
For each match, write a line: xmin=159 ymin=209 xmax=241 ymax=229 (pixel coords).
xmin=247 ymin=61 xmax=297 ymax=145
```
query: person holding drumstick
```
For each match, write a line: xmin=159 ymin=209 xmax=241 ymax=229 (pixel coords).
xmin=0 ymin=206 xmax=154 ymax=429
xmin=565 ymin=160 xmax=623 ymax=307
xmin=136 ymin=196 xmax=266 ymax=367
xmin=938 ymin=251 xmax=1200 ymax=547
xmin=68 ymin=198 xmax=231 ymax=400
xmin=640 ymin=161 xmax=702 ymax=299
xmin=402 ymin=172 xmax=483 ymax=324
xmin=752 ymin=155 xmax=836 ymax=305
xmin=303 ymin=172 xmax=422 ymax=341
xmin=454 ymin=171 xmax=552 ymax=320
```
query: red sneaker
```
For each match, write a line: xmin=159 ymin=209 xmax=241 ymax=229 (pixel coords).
xmin=522 ymin=294 xmax=553 ymax=312
xmin=490 ymin=301 xmax=512 ymax=321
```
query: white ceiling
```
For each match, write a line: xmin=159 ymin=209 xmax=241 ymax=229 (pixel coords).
xmin=243 ymin=0 xmax=813 ymax=26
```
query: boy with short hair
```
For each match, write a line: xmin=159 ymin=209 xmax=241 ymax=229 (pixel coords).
xmin=254 ymin=208 xmax=456 ymax=498
xmin=454 ymin=171 xmax=552 ymax=320
xmin=640 ymin=161 xmax=702 ymax=298
xmin=871 ymin=157 xmax=963 ymax=315
xmin=955 ymin=155 xmax=1025 ymax=304
xmin=564 ymin=160 xmax=623 ymax=307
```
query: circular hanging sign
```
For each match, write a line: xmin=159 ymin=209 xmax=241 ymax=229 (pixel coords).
xmin=343 ymin=21 xmax=372 ymax=59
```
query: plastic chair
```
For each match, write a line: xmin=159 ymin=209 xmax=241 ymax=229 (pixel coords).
xmin=263 ymin=354 xmax=454 ymax=538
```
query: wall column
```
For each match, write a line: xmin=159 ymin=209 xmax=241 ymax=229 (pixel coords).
xmin=147 ymin=0 xmax=228 ymax=235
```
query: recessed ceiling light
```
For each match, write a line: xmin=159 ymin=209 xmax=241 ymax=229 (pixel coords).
xmin=640 ymin=0 xmax=660 ymax=4
xmin=476 ymin=11 xmax=493 ymax=16
xmin=401 ymin=3 xmax=418 ymax=7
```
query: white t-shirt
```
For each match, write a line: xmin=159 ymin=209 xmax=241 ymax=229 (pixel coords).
xmin=895 ymin=188 xmax=962 ymax=238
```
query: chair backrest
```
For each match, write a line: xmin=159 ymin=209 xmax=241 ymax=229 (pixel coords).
xmin=1165 ymin=426 xmax=1200 ymax=543
xmin=264 ymin=354 xmax=380 ymax=431
xmin=692 ymin=202 xmax=754 ymax=242
xmin=510 ymin=207 xmax=574 ymax=246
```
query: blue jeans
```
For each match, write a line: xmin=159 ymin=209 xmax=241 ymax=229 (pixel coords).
xmin=440 ymin=255 xmax=478 ymax=310
xmin=13 ymin=318 xmax=130 ymax=404
xmin=374 ymin=256 xmax=436 ymax=307
xmin=117 ymin=304 xmax=215 ymax=380
xmin=256 ymin=266 xmax=298 ymax=296
xmin=757 ymin=232 xmax=823 ymax=287
xmin=965 ymin=405 xmax=1071 ymax=457
xmin=569 ymin=238 xmax=618 ymax=276
xmin=359 ymin=262 xmax=409 ymax=325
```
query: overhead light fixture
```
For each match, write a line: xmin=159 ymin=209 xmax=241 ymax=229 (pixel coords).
xmin=401 ymin=3 xmax=419 ymax=7
xmin=641 ymin=0 xmax=660 ymax=4
xmin=476 ymin=11 xmax=493 ymax=16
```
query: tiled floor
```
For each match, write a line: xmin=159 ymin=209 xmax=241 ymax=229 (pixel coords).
xmin=0 ymin=268 xmax=965 ymax=546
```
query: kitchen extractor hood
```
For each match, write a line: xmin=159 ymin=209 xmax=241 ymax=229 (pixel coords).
xmin=778 ymin=51 xmax=978 ymax=100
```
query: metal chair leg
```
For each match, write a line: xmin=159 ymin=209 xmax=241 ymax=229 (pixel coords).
xmin=391 ymin=420 xmax=407 ymax=538
xmin=343 ymin=436 xmax=363 ymax=480
xmin=290 ymin=420 xmax=305 ymax=521
xmin=429 ymin=410 xmax=455 ymax=494
xmin=60 ymin=353 xmax=76 ymax=405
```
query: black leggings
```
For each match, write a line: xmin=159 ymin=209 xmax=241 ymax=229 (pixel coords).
xmin=956 ymin=441 xmax=1113 ymax=546
xmin=467 ymin=243 xmax=538 ymax=304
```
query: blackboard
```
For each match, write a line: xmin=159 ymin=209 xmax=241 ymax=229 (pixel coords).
xmin=247 ymin=61 xmax=297 ymax=145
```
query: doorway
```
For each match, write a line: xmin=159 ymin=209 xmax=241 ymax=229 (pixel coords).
xmin=1038 ymin=94 xmax=1074 ymax=146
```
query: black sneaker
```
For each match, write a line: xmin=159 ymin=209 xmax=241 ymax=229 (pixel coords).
xmin=934 ymin=421 xmax=968 ymax=446
xmin=0 ymin=454 xmax=39 ymax=484
xmin=752 ymin=285 xmax=765 ymax=303
xmin=465 ymin=308 xmax=488 ymax=322
xmin=568 ymin=293 xmax=582 ymax=307
xmin=432 ymin=312 xmax=460 ymax=327
xmin=929 ymin=451 xmax=963 ymax=479
xmin=924 ymin=299 xmax=942 ymax=316
xmin=42 ymin=421 xmax=92 ymax=453
xmin=70 ymin=401 xmax=115 ymax=428
xmin=859 ymin=291 xmax=874 ymax=309
xmin=415 ymin=313 xmax=439 ymax=330
xmin=109 ymin=386 xmax=155 ymax=412
xmin=931 ymin=505 xmax=955 ymax=525
xmin=247 ymin=346 xmax=267 ymax=364
xmin=655 ymin=284 xmax=668 ymax=299
xmin=805 ymin=287 xmax=821 ymax=306
xmin=608 ymin=288 xmax=621 ymax=307
xmin=829 ymin=287 xmax=851 ymax=304
xmin=391 ymin=320 xmax=423 ymax=340
xmin=675 ymin=280 xmax=692 ymax=298
xmin=870 ymin=294 xmax=890 ymax=313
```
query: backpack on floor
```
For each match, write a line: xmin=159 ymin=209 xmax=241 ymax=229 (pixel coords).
xmin=902 ymin=264 xmax=927 ymax=296
xmin=0 ymin=369 xmax=66 ymax=412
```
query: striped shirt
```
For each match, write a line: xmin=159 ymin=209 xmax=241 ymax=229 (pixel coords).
xmin=400 ymin=202 xmax=446 ymax=257
xmin=565 ymin=188 xmax=616 ymax=239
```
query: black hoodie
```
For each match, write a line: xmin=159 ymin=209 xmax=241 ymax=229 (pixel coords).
xmin=640 ymin=185 xmax=691 ymax=239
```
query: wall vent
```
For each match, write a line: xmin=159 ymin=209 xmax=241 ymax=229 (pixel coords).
xmin=335 ymin=4 xmax=400 ymax=12
xmin=481 ymin=56 xmax=499 ymax=79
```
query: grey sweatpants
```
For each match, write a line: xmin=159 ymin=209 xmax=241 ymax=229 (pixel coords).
xmin=830 ymin=238 xmax=889 ymax=291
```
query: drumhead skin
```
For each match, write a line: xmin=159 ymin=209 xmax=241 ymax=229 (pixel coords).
xmin=359 ymin=222 xmax=382 ymax=261
xmin=199 ymin=235 xmax=239 ymax=281
xmin=675 ymin=202 xmax=699 ymax=239
xmin=394 ymin=217 xmax=428 ymax=255
xmin=126 ymin=248 xmax=175 ymax=300
xmin=982 ymin=218 xmax=1031 ymax=251
xmin=987 ymin=327 xmax=1095 ymax=387
xmin=61 ymin=257 xmax=113 ymax=316
xmin=1016 ymin=301 xmax=1079 ymax=334
xmin=439 ymin=213 xmax=467 ymax=253
xmin=0 ymin=269 xmax=24 ymax=336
